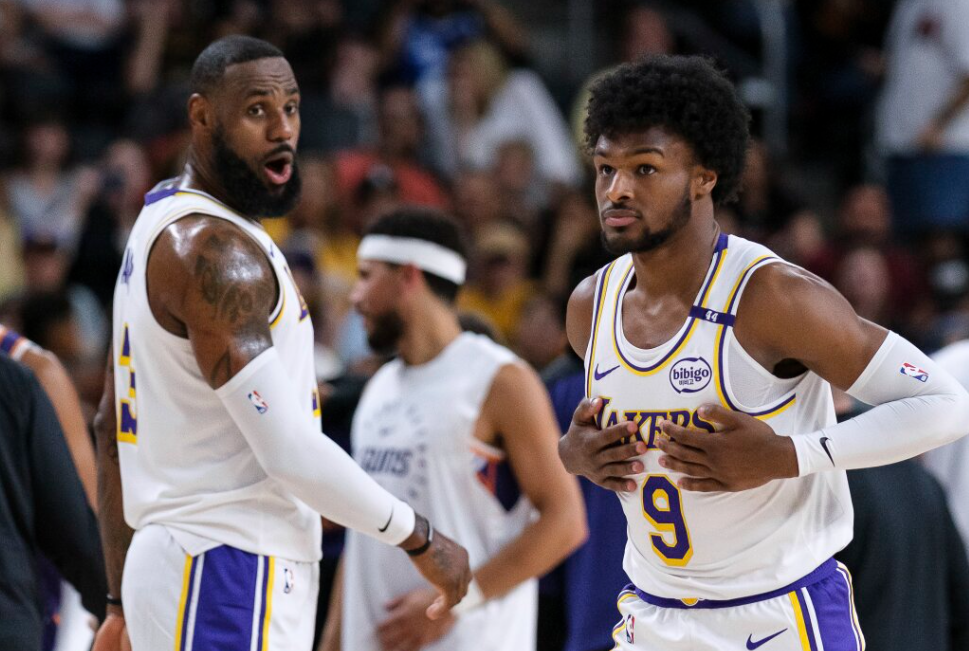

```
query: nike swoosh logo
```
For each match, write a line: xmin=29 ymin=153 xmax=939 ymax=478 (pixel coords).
xmin=820 ymin=437 xmax=835 ymax=465
xmin=378 ymin=506 xmax=394 ymax=533
xmin=747 ymin=628 xmax=787 ymax=649
xmin=594 ymin=364 xmax=620 ymax=380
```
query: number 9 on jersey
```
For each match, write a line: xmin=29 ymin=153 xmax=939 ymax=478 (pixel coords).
xmin=641 ymin=474 xmax=693 ymax=566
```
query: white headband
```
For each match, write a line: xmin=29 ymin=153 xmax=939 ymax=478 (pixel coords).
xmin=357 ymin=235 xmax=467 ymax=284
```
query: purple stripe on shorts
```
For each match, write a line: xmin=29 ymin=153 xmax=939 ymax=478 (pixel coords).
xmin=805 ymin=567 xmax=861 ymax=651
xmin=191 ymin=546 xmax=260 ymax=650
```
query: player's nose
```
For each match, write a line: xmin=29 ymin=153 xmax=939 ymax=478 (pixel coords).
xmin=268 ymin=108 xmax=295 ymax=143
xmin=605 ymin=171 xmax=634 ymax=204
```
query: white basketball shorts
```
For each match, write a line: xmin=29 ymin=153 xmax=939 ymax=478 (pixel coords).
xmin=609 ymin=559 xmax=865 ymax=650
xmin=122 ymin=524 xmax=319 ymax=651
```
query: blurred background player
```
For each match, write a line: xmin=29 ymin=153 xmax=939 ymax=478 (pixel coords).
xmin=320 ymin=208 xmax=585 ymax=651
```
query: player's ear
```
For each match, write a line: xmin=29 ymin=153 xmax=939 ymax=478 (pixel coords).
xmin=400 ymin=264 xmax=424 ymax=291
xmin=187 ymin=94 xmax=213 ymax=131
xmin=693 ymin=166 xmax=718 ymax=201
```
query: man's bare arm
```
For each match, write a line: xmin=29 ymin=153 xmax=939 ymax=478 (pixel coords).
xmin=473 ymin=362 xmax=587 ymax=599
xmin=565 ymin=273 xmax=597 ymax=359
xmin=91 ymin=348 xmax=133 ymax=651
xmin=93 ymin=349 xmax=132 ymax=597
xmin=657 ymin=263 xmax=969 ymax=490
xmin=733 ymin=263 xmax=885 ymax=390
xmin=148 ymin=215 xmax=277 ymax=388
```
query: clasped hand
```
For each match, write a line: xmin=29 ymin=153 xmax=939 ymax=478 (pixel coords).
xmin=558 ymin=399 xmax=799 ymax=493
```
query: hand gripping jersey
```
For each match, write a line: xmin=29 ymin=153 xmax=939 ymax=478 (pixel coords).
xmin=342 ymin=333 xmax=537 ymax=651
xmin=111 ymin=180 xmax=323 ymax=562
xmin=586 ymin=234 xmax=853 ymax=601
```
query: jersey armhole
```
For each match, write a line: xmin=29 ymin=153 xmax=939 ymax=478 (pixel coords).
xmin=715 ymin=258 xmax=802 ymax=417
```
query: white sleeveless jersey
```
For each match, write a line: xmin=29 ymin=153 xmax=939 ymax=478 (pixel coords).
xmin=586 ymin=234 xmax=853 ymax=601
xmin=111 ymin=180 xmax=323 ymax=562
xmin=342 ymin=333 xmax=537 ymax=651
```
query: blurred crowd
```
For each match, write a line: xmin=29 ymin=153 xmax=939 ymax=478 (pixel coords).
xmin=3 ymin=0 xmax=968 ymax=411
xmin=2 ymin=0 xmax=969 ymax=648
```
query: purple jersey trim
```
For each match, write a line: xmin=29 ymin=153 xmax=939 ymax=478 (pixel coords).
xmin=628 ymin=558 xmax=836 ymax=609
xmin=612 ymin=234 xmax=729 ymax=373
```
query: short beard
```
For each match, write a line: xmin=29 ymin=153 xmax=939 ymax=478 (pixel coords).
xmin=212 ymin=127 xmax=302 ymax=218
xmin=366 ymin=308 xmax=406 ymax=356
xmin=602 ymin=185 xmax=692 ymax=255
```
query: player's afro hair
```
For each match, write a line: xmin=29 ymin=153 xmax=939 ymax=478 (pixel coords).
xmin=190 ymin=35 xmax=285 ymax=96
xmin=584 ymin=54 xmax=751 ymax=205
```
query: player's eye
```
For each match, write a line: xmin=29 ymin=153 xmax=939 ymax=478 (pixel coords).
xmin=285 ymin=103 xmax=299 ymax=116
xmin=598 ymin=164 xmax=614 ymax=176
xmin=247 ymin=104 xmax=264 ymax=117
xmin=637 ymin=164 xmax=656 ymax=175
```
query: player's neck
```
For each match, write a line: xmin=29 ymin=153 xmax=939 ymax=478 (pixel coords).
xmin=397 ymin=300 xmax=462 ymax=366
xmin=629 ymin=216 xmax=720 ymax=301
xmin=183 ymin=156 xmax=255 ymax=222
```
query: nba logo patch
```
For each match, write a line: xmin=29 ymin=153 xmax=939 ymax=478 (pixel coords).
xmin=625 ymin=615 xmax=635 ymax=643
xmin=248 ymin=390 xmax=269 ymax=414
xmin=899 ymin=362 xmax=929 ymax=383
xmin=283 ymin=567 xmax=295 ymax=594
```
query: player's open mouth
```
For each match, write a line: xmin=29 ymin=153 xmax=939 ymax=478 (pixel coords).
xmin=264 ymin=153 xmax=293 ymax=185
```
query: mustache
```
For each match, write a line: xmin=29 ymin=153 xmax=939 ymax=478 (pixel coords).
xmin=263 ymin=144 xmax=295 ymax=161
xmin=600 ymin=203 xmax=643 ymax=217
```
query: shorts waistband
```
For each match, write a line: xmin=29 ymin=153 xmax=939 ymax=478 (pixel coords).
xmin=627 ymin=558 xmax=837 ymax=609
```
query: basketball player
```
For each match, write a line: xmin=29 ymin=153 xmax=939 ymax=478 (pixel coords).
xmin=0 ymin=323 xmax=96 ymax=510
xmin=319 ymin=209 xmax=586 ymax=651
xmin=557 ymin=54 xmax=969 ymax=650
xmin=91 ymin=36 xmax=470 ymax=651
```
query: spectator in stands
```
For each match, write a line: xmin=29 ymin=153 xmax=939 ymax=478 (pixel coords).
xmin=0 ymin=353 xmax=106 ymax=651
xmin=333 ymin=84 xmax=448 ymax=218
xmin=2 ymin=118 xmax=99 ymax=251
xmin=877 ymin=0 xmax=969 ymax=234
xmin=69 ymin=139 xmax=152 ymax=309
xmin=459 ymin=221 xmax=536 ymax=340
xmin=571 ymin=4 xmax=676 ymax=147
xmin=513 ymin=294 xmax=567 ymax=373
xmin=379 ymin=0 xmax=527 ymax=87
xmin=425 ymin=39 xmax=582 ymax=188
xmin=733 ymin=139 xmax=812 ymax=238
xmin=452 ymin=168 xmax=507 ymax=233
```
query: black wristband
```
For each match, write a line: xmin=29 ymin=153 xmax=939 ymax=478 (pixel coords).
xmin=406 ymin=522 xmax=434 ymax=557
xmin=106 ymin=594 xmax=123 ymax=607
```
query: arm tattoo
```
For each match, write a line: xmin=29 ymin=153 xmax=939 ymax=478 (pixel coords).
xmin=194 ymin=234 xmax=266 ymax=325
xmin=184 ymin=223 xmax=277 ymax=387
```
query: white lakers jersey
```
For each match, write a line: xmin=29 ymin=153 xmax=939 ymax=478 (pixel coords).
xmin=586 ymin=234 xmax=853 ymax=600
xmin=111 ymin=179 xmax=323 ymax=562
xmin=342 ymin=333 xmax=537 ymax=651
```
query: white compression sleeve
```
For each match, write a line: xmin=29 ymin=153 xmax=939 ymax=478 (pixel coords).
xmin=791 ymin=331 xmax=969 ymax=476
xmin=215 ymin=348 xmax=415 ymax=545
